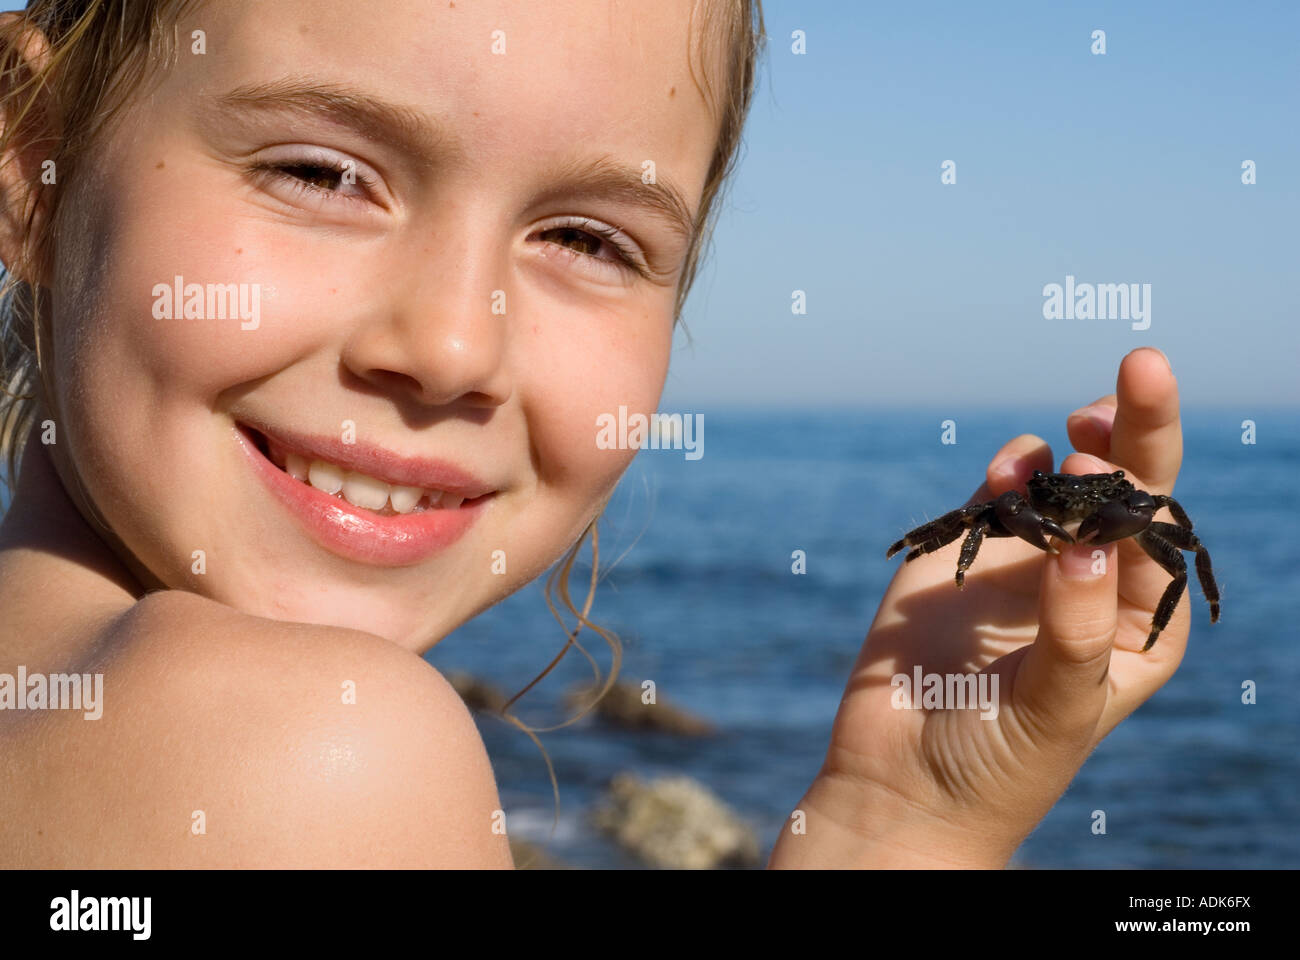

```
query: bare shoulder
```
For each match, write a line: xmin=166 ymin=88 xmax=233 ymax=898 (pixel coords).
xmin=23 ymin=589 xmax=513 ymax=868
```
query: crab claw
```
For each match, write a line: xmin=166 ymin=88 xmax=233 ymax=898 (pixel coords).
xmin=993 ymin=490 xmax=1074 ymax=552
xmin=1076 ymin=493 xmax=1154 ymax=545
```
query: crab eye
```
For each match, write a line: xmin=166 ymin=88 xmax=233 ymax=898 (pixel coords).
xmin=1112 ymin=471 xmax=1124 ymax=478
xmin=1031 ymin=470 xmax=1045 ymax=478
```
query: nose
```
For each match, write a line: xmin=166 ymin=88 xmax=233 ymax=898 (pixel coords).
xmin=340 ymin=250 xmax=512 ymax=410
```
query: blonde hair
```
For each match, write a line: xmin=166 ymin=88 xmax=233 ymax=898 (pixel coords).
xmin=0 ymin=0 xmax=766 ymax=849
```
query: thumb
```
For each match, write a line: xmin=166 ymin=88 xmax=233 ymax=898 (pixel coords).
xmin=1016 ymin=539 xmax=1118 ymax=743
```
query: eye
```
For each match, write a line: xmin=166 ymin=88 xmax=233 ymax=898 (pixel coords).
xmin=533 ymin=216 xmax=649 ymax=279
xmin=247 ymin=148 xmax=381 ymax=208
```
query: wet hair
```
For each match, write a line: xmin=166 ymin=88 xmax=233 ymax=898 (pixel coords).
xmin=0 ymin=0 xmax=766 ymax=842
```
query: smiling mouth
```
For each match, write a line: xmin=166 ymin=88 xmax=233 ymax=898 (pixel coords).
xmin=239 ymin=424 xmax=490 ymax=518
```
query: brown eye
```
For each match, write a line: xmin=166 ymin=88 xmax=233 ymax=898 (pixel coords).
xmin=247 ymin=150 xmax=381 ymax=209
xmin=279 ymin=163 xmax=344 ymax=191
xmin=533 ymin=217 xmax=648 ymax=279
xmin=540 ymin=226 xmax=605 ymax=257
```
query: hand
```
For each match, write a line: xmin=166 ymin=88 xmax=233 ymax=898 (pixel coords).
xmin=790 ymin=347 xmax=1197 ymax=867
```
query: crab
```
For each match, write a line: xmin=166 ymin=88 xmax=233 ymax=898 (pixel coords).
xmin=886 ymin=470 xmax=1220 ymax=651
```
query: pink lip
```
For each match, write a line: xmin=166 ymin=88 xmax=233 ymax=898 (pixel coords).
xmin=233 ymin=422 xmax=492 ymax=566
xmin=234 ymin=415 xmax=494 ymax=497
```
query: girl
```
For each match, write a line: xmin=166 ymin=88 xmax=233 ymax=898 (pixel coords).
xmin=0 ymin=0 xmax=1195 ymax=868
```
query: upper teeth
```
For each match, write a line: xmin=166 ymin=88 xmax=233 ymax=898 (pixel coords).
xmin=286 ymin=453 xmax=465 ymax=513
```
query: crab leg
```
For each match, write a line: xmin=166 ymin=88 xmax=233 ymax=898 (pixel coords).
xmin=1134 ymin=527 xmax=1187 ymax=650
xmin=1148 ymin=520 xmax=1220 ymax=624
xmin=886 ymin=503 xmax=987 ymax=560
xmin=954 ymin=518 xmax=991 ymax=589
xmin=1134 ymin=521 xmax=1219 ymax=651
xmin=1152 ymin=494 xmax=1194 ymax=530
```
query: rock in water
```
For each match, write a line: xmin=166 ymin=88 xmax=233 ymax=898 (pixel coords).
xmin=508 ymin=837 xmax=569 ymax=870
xmin=564 ymin=681 xmax=715 ymax=736
xmin=593 ymin=773 xmax=760 ymax=869
xmin=445 ymin=671 xmax=509 ymax=714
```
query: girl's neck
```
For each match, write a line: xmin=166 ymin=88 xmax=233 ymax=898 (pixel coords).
xmin=0 ymin=426 xmax=149 ymax=650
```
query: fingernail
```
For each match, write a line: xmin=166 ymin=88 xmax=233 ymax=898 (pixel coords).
xmin=1140 ymin=346 xmax=1171 ymax=371
xmin=992 ymin=455 xmax=1025 ymax=482
xmin=1068 ymin=404 xmax=1115 ymax=443
xmin=1069 ymin=403 xmax=1115 ymax=426
xmin=1059 ymin=542 xmax=1113 ymax=580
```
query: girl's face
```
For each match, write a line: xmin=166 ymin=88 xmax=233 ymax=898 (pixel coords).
xmin=38 ymin=0 xmax=719 ymax=649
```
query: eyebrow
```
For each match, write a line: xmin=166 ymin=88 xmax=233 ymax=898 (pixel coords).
xmin=209 ymin=77 xmax=699 ymax=244
xmin=214 ymin=77 xmax=457 ymax=164
xmin=530 ymin=154 xmax=698 ymax=245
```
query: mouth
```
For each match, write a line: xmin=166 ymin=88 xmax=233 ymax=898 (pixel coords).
xmin=234 ymin=420 xmax=494 ymax=566
xmin=238 ymin=422 xmax=492 ymax=518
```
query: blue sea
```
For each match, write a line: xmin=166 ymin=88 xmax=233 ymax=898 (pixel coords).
xmin=432 ymin=408 xmax=1300 ymax=868
xmin=3 ymin=409 xmax=1296 ymax=868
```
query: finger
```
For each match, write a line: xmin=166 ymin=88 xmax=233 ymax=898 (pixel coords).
xmin=1109 ymin=347 xmax=1182 ymax=494
xmin=965 ymin=434 xmax=1054 ymax=506
xmin=1066 ymin=394 xmax=1117 ymax=459
xmin=1016 ymin=539 xmax=1118 ymax=741
xmin=1057 ymin=449 xmax=1191 ymax=664
xmin=1092 ymin=623 xmax=1188 ymax=746
xmin=1014 ymin=509 xmax=1119 ymax=744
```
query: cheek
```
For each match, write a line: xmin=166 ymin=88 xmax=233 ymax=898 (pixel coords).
xmin=519 ymin=306 xmax=672 ymax=499
xmin=52 ymin=169 xmax=377 ymax=411
xmin=44 ymin=167 xmax=374 ymax=524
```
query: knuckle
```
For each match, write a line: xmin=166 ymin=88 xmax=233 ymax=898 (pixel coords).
xmin=1047 ymin=616 xmax=1117 ymax=666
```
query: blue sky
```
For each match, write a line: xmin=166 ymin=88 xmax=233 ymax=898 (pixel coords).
xmin=672 ymin=0 xmax=1299 ymax=409
xmin=3 ymin=0 xmax=1295 ymax=408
